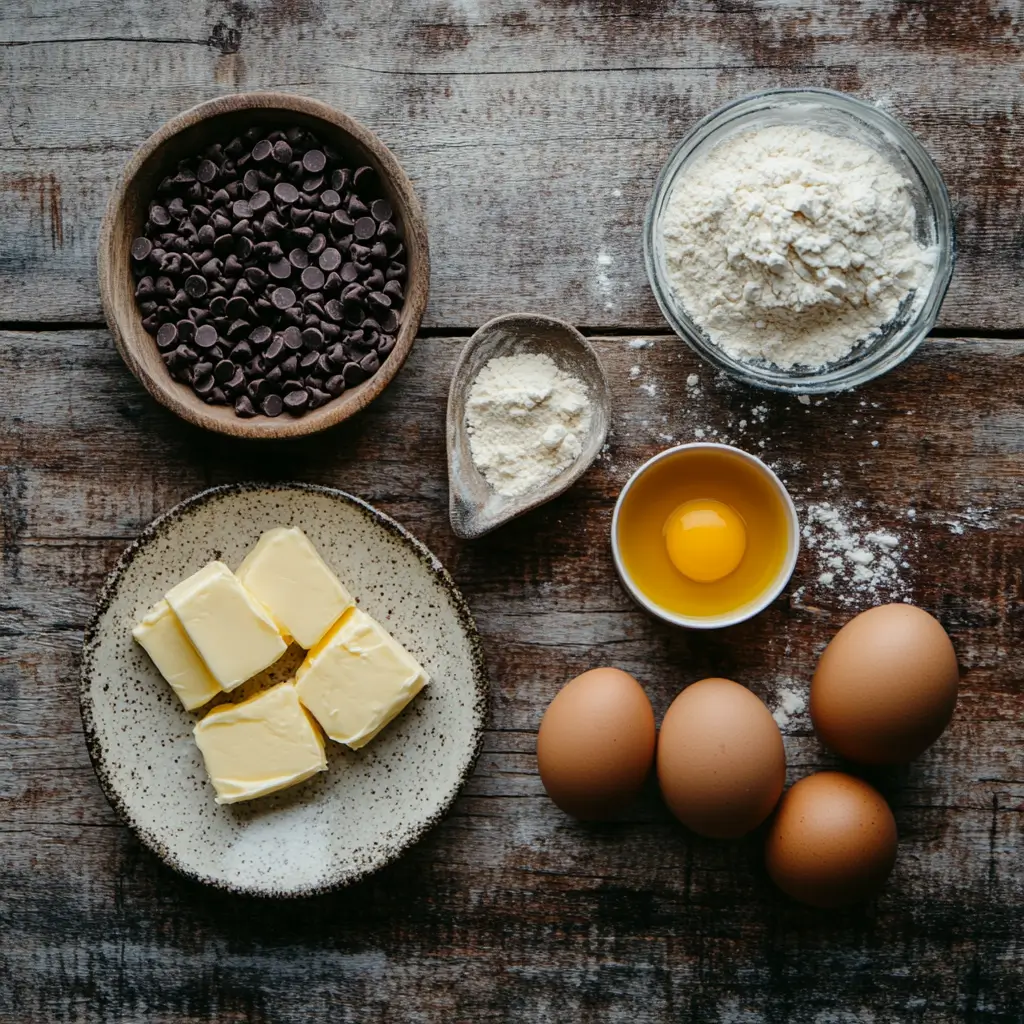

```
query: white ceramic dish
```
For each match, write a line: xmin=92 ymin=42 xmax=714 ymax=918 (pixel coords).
xmin=611 ymin=443 xmax=800 ymax=629
xmin=81 ymin=483 xmax=488 ymax=897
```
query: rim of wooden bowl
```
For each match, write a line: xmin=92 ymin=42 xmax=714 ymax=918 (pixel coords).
xmin=98 ymin=92 xmax=430 ymax=440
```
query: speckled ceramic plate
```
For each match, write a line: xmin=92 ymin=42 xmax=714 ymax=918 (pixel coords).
xmin=81 ymin=483 xmax=487 ymax=897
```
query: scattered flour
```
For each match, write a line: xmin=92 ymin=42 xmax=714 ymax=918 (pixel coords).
xmin=772 ymin=684 xmax=808 ymax=731
xmin=686 ymin=373 xmax=700 ymax=388
xmin=629 ymin=365 xmax=641 ymax=380
xmin=628 ymin=339 xmax=651 ymax=349
xmin=465 ymin=352 xmax=592 ymax=498
xmin=799 ymin=500 xmax=912 ymax=605
xmin=661 ymin=124 xmax=936 ymax=369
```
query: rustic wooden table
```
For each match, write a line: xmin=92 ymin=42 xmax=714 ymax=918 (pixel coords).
xmin=2 ymin=3 xmax=1022 ymax=1022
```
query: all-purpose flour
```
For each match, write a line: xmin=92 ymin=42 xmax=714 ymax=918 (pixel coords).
xmin=466 ymin=352 xmax=592 ymax=497
xmin=661 ymin=124 xmax=937 ymax=369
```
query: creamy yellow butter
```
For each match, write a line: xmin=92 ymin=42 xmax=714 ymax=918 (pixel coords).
xmin=193 ymin=682 xmax=327 ymax=804
xmin=132 ymin=599 xmax=222 ymax=711
xmin=236 ymin=527 xmax=355 ymax=649
xmin=165 ymin=561 xmax=288 ymax=691
xmin=294 ymin=607 xmax=428 ymax=749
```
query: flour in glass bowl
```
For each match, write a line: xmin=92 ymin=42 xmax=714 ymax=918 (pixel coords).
xmin=661 ymin=124 xmax=937 ymax=369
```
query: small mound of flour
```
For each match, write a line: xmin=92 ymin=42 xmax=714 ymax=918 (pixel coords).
xmin=661 ymin=124 xmax=936 ymax=369
xmin=465 ymin=352 xmax=592 ymax=498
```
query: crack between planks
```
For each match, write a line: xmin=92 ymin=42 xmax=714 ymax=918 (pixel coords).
xmin=1 ymin=35 xmax=208 ymax=48
xmin=3 ymin=323 xmax=1024 ymax=341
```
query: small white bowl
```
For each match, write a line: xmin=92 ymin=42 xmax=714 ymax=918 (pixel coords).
xmin=611 ymin=443 xmax=800 ymax=629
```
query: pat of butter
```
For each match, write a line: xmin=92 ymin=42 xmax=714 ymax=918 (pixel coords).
xmin=132 ymin=599 xmax=223 ymax=711
xmin=193 ymin=682 xmax=327 ymax=804
xmin=165 ymin=561 xmax=288 ymax=691
xmin=294 ymin=607 xmax=428 ymax=749
xmin=236 ymin=527 xmax=355 ymax=649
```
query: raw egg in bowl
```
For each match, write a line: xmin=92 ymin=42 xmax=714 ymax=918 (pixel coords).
xmin=612 ymin=443 xmax=799 ymax=628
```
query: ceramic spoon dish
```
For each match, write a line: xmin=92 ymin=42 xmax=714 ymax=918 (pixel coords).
xmin=447 ymin=313 xmax=611 ymax=539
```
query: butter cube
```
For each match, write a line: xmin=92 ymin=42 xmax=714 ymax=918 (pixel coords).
xmin=236 ymin=527 xmax=355 ymax=649
xmin=295 ymin=608 xmax=428 ymax=749
xmin=193 ymin=682 xmax=327 ymax=804
xmin=132 ymin=599 xmax=223 ymax=711
xmin=165 ymin=561 xmax=288 ymax=691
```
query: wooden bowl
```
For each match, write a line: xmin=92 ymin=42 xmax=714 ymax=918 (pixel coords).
xmin=98 ymin=92 xmax=429 ymax=439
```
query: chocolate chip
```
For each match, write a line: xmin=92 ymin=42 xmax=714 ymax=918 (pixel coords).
xmin=320 ymin=189 xmax=341 ymax=211
xmin=272 ymin=140 xmax=293 ymax=165
xmin=269 ymin=258 xmax=292 ymax=280
xmin=131 ymin=237 xmax=153 ymax=261
xmin=192 ymin=324 xmax=217 ymax=349
xmin=282 ymin=326 xmax=304 ymax=351
xmin=307 ymin=233 xmax=327 ymax=256
xmin=197 ymin=159 xmax=219 ymax=184
xmin=283 ymin=389 xmax=310 ymax=413
xmin=342 ymin=361 xmax=366 ymax=387
xmin=232 ymin=199 xmax=253 ymax=220
xmin=371 ymin=199 xmax=392 ymax=222
xmin=252 ymin=140 xmax=273 ymax=162
xmin=235 ymin=395 xmax=256 ymax=417
xmin=280 ymin=355 xmax=299 ymax=377
xmin=319 ymin=248 xmax=342 ymax=272
xmin=324 ymin=299 xmax=344 ymax=322
xmin=353 ymin=165 xmax=377 ymax=192
xmin=249 ymin=324 xmax=272 ymax=346
xmin=261 ymin=393 xmax=283 ymax=416
xmin=348 ymin=195 xmax=369 ymax=218
xmin=301 ymin=266 xmax=325 ymax=291
xmin=330 ymin=168 xmax=350 ymax=192
xmin=289 ymin=248 xmax=311 ymax=269
xmin=156 ymin=322 xmax=178 ymax=349
xmin=354 ymin=217 xmax=376 ymax=241
xmin=360 ymin=351 xmax=380 ymax=376
xmin=272 ymin=286 xmax=296 ymax=310
xmin=185 ymin=274 xmax=208 ymax=299
xmin=274 ymin=182 xmax=299 ymax=204
xmin=250 ymin=189 xmax=272 ymax=213
xmin=302 ymin=175 xmax=324 ymax=193
xmin=302 ymin=150 xmax=327 ymax=174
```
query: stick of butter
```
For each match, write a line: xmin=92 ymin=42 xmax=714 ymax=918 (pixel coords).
xmin=193 ymin=682 xmax=327 ymax=804
xmin=165 ymin=561 xmax=288 ymax=691
xmin=236 ymin=527 xmax=355 ymax=649
xmin=132 ymin=599 xmax=223 ymax=711
xmin=294 ymin=607 xmax=428 ymax=749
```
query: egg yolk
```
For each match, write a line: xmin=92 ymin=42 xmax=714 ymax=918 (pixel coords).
xmin=663 ymin=499 xmax=747 ymax=583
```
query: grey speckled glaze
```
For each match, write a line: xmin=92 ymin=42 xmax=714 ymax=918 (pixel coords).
xmin=81 ymin=483 xmax=488 ymax=898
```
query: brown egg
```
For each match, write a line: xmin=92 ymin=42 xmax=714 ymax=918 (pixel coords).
xmin=656 ymin=678 xmax=785 ymax=838
xmin=537 ymin=668 xmax=656 ymax=819
xmin=811 ymin=604 xmax=959 ymax=764
xmin=766 ymin=772 xmax=898 ymax=908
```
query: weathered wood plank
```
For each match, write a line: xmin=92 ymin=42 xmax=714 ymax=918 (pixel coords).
xmin=2 ymin=0 xmax=1022 ymax=329
xmin=1 ymin=328 xmax=1023 ymax=1020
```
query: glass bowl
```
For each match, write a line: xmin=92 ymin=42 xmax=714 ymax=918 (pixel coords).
xmin=643 ymin=88 xmax=955 ymax=393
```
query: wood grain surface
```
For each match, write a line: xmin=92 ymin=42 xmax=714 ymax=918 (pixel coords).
xmin=2 ymin=0 xmax=1023 ymax=330
xmin=3 ymin=1 xmax=1024 ymax=1022
xmin=2 ymin=328 xmax=1023 ymax=1023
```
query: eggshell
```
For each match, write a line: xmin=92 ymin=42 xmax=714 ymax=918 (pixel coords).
xmin=811 ymin=604 xmax=959 ymax=764
xmin=766 ymin=772 xmax=898 ymax=908
xmin=537 ymin=668 xmax=656 ymax=820
xmin=656 ymin=678 xmax=785 ymax=838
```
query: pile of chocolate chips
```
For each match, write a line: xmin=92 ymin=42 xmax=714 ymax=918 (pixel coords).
xmin=130 ymin=125 xmax=407 ymax=418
